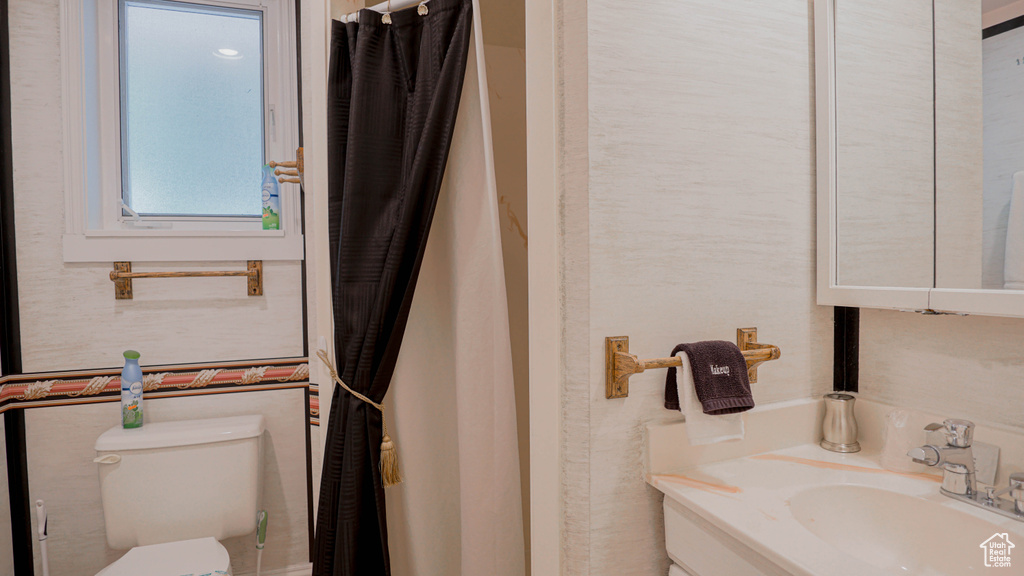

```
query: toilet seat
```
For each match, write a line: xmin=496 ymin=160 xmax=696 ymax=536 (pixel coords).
xmin=95 ymin=537 xmax=231 ymax=576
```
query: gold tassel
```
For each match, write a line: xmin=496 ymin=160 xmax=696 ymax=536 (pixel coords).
xmin=317 ymin=349 xmax=403 ymax=488
xmin=379 ymin=415 xmax=402 ymax=487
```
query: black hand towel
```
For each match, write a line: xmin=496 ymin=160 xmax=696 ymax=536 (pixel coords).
xmin=665 ymin=340 xmax=754 ymax=415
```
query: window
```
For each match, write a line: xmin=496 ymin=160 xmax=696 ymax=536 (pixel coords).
xmin=120 ymin=1 xmax=265 ymax=218
xmin=61 ymin=0 xmax=301 ymax=262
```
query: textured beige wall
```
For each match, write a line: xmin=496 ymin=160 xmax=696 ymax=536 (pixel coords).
xmin=860 ymin=309 xmax=1024 ymax=428
xmin=330 ymin=0 xmax=362 ymax=20
xmin=557 ymin=0 xmax=591 ymax=572
xmin=547 ymin=1 xmax=1024 ymax=574
xmin=478 ymin=0 xmax=524 ymax=49
xmin=8 ymin=0 xmax=305 ymax=373
xmin=6 ymin=1 xmax=310 ymax=573
xmin=0 ymin=413 xmax=11 ymax=576
xmin=555 ymin=1 xmax=834 ymax=574
xmin=485 ymin=43 xmax=530 ymax=572
xmin=331 ymin=0 xmax=523 ymax=48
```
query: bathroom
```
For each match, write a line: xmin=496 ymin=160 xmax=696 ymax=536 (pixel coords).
xmin=1 ymin=0 xmax=1023 ymax=575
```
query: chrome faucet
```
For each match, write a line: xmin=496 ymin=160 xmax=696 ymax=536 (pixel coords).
xmin=907 ymin=418 xmax=1024 ymax=522
xmin=907 ymin=419 xmax=976 ymax=496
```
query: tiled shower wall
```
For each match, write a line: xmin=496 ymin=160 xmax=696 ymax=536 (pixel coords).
xmin=558 ymin=0 xmax=833 ymax=574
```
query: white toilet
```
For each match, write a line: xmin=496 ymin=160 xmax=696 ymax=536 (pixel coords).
xmin=92 ymin=415 xmax=265 ymax=576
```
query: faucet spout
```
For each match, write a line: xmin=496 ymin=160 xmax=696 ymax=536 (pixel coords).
xmin=908 ymin=444 xmax=975 ymax=495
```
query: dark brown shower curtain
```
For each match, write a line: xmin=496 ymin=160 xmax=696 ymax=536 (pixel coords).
xmin=313 ymin=1 xmax=473 ymax=575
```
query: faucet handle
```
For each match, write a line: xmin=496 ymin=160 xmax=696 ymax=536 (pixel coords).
xmin=986 ymin=472 xmax=1024 ymax=509
xmin=926 ymin=419 xmax=974 ymax=448
xmin=987 ymin=485 xmax=1006 ymax=502
xmin=908 ymin=446 xmax=941 ymax=466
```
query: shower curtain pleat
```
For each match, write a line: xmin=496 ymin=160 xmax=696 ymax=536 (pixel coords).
xmin=315 ymin=2 xmax=473 ymax=575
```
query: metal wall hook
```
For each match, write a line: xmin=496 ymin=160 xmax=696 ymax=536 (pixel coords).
xmin=417 ymin=1 xmax=429 ymax=15
xmin=269 ymin=148 xmax=304 ymax=186
xmin=382 ymin=0 xmax=393 ymax=24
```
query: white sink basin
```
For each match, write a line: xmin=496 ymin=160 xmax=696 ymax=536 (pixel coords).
xmin=651 ymin=444 xmax=1024 ymax=576
xmin=791 ymin=484 xmax=1022 ymax=575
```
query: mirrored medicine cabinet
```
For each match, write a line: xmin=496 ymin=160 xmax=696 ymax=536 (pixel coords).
xmin=816 ymin=0 xmax=1024 ymax=317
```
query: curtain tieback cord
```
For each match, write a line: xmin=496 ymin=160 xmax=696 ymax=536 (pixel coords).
xmin=317 ymin=349 xmax=403 ymax=487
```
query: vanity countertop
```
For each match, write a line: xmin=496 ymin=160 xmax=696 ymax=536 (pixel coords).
xmin=649 ymin=443 xmax=1024 ymax=576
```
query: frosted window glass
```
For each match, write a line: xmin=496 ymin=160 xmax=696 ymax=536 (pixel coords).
xmin=121 ymin=1 xmax=264 ymax=217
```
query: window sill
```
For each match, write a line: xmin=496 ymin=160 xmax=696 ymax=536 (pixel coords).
xmin=84 ymin=228 xmax=285 ymax=237
xmin=62 ymin=232 xmax=304 ymax=263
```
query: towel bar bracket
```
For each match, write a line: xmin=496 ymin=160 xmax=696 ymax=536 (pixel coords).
xmin=110 ymin=261 xmax=264 ymax=300
xmin=605 ymin=336 xmax=631 ymax=399
xmin=604 ymin=327 xmax=781 ymax=399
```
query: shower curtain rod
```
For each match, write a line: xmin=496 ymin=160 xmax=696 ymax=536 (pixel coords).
xmin=338 ymin=0 xmax=427 ymax=23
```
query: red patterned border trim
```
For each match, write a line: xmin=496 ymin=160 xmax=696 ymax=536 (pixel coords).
xmin=310 ymin=393 xmax=320 ymax=418
xmin=0 ymin=357 xmax=310 ymax=415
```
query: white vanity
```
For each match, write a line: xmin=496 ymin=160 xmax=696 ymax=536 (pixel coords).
xmin=646 ymin=399 xmax=1024 ymax=576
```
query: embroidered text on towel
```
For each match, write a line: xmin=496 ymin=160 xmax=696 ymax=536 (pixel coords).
xmin=710 ymin=364 xmax=730 ymax=375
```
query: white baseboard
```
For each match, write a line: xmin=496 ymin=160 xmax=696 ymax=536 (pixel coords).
xmin=235 ymin=563 xmax=313 ymax=576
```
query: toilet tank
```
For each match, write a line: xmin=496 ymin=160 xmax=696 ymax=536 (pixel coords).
xmin=94 ymin=415 xmax=265 ymax=549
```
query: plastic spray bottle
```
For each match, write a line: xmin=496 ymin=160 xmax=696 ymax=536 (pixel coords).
xmin=261 ymin=165 xmax=281 ymax=230
xmin=121 ymin=350 xmax=143 ymax=428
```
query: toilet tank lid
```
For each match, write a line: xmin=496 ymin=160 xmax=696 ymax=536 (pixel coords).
xmin=95 ymin=415 xmax=265 ymax=451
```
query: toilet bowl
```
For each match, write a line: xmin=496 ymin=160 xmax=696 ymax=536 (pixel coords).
xmin=95 ymin=537 xmax=231 ymax=576
xmin=92 ymin=415 xmax=265 ymax=575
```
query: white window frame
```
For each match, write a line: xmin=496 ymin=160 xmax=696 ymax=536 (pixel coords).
xmin=60 ymin=0 xmax=303 ymax=262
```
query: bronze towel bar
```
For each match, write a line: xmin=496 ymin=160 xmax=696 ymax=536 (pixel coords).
xmin=110 ymin=261 xmax=263 ymax=300
xmin=605 ymin=327 xmax=781 ymax=399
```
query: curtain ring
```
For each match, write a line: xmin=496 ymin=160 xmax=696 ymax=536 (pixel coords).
xmin=382 ymin=0 xmax=392 ymax=24
xmin=417 ymin=1 xmax=429 ymax=16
